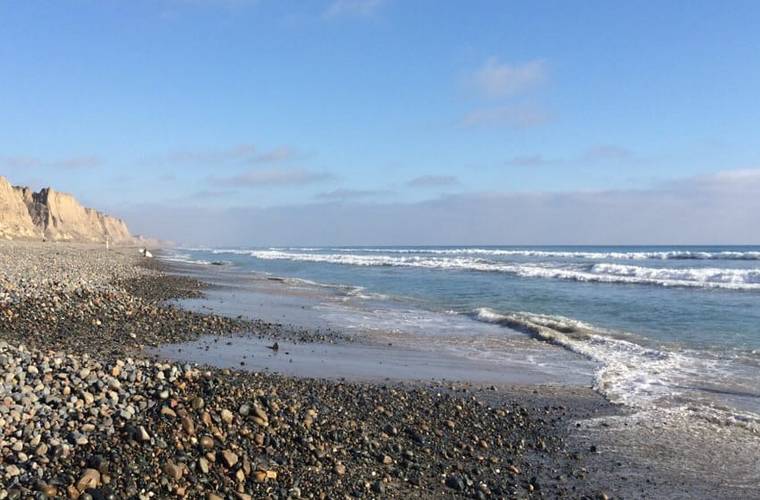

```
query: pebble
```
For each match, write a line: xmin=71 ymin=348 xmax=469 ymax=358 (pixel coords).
xmin=162 ymin=462 xmax=183 ymax=481
xmin=222 ymin=450 xmax=239 ymax=468
xmin=221 ymin=408 xmax=234 ymax=424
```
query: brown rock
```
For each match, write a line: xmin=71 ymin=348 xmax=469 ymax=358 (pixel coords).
xmin=76 ymin=468 xmax=101 ymax=492
xmin=221 ymin=408 xmax=234 ymax=424
xmin=181 ymin=416 xmax=195 ymax=435
xmin=162 ymin=461 xmax=183 ymax=481
xmin=161 ymin=406 xmax=177 ymax=418
xmin=200 ymin=435 xmax=215 ymax=449
xmin=222 ymin=450 xmax=239 ymax=468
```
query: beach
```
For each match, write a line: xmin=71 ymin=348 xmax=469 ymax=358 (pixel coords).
xmin=0 ymin=241 xmax=756 ymax=499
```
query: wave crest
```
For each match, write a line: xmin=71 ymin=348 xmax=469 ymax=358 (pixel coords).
xmin=237 ymin=250 xmax=760 ymax=290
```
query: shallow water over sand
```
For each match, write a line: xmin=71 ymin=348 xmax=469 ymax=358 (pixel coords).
xmin=157 ymin=261 xmax=595 ymax=385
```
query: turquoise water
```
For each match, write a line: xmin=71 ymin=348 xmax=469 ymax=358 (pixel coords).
xmin=166 ymin=246 xmax=760 ymax=425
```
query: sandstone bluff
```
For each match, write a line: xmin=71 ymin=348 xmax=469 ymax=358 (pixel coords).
xmin=0 ymin=175 xmax=132 ymax=243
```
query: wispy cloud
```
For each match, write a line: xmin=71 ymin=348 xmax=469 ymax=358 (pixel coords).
xmin=166 ymin=144 xmax=257 ymax=164
xmin=582 ymin=145 xmax=637 ymax=162
xmin=249 ymin=146 xmax=297 ymax=164
xmin=461 ymin=105 xmax=550 ymax=128
xmin=157 ymin=144 xmax=297 ymax=166
xmin=505 ymin=154 xmax=553 ymax=167
xmin=0 ymin=155 xmax=103 ymax=170
xmin=462 ymin=57 xmax=550 ymax=129
xmin=471 ymin=58 xmax=547 ymax=99
xmin=209 ymin=167 xmax=333 ymax=187
xmin=407 ymin=175 xmax=460 ymax=188
xmin=189 ymin=189 xmax=237 ymax=199
xmin=315 ymin=188 xmax=391 ymax=201
xmin=169 ymin=0 xmax=259 ymax=8
xmin=324 ymin=0 xmax=386 ymax=18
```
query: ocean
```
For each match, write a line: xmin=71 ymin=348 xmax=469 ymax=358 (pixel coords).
xmin=163 ymin=245 xmax=760 ymax=434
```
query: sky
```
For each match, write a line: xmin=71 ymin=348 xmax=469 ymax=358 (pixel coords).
xmin=1 ymin=0 xmax=760 ymax=245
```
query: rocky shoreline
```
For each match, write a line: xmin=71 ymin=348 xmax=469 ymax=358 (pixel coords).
xmin=1 ymin=242 xmax=622 ymax=499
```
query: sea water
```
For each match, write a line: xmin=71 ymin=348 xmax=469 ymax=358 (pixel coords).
xmin=164 ymin=246 xmax=760 ymax=433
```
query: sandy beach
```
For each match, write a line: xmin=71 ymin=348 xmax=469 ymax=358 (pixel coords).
xmin=0 ymin=241 xmax=754 ymax=499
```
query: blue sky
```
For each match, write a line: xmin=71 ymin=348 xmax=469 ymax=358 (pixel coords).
xmin=2 ymin=0 xmax=760 ymax=244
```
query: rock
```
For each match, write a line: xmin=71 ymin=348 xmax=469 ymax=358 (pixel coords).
xmin=334 ymin=463 xmax=346 ymax=475
xmin=221 ymin=409 xmax=234 ymax=424
xmin=235 ymin=468 xmax=246 ymax=482
xmin=131 ymin=425 xmax=149 ymax=442
xmin=160 ymin=406 xmax=176 ymax=417
xmin=5 ymin=464 xmax=21 ymax=477
xmin=371 ymin=481 xmax=385 ymax=494
xmin=76 ymin=469 xmax=101 ymax=492
xmin=0 ymin=176 xmax=133 ymax=242
xmin=198 ymin=458 xmax=210 ymax=474
xmin=222 ymin=450 xmax=238 ymax=468
xmin=82 ymin=391 xmax=95 ymax=405
xmin=445 ymin=474 xmax=464 ymax=491
xmin=200 ymin=436 xmax=214 ymax=449
xmin=181 ymin=416 xmax=195 ymax=435
xmin=38 ymin=484 xmax=58 ymax=497
xmin=162 ymin=462 xmax=183 ymax=481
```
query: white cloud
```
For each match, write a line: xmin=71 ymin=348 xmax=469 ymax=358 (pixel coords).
xmin=324 ymin=0 xmax=385 ymax=18
xmin=471 ymin=58 xmax=547 ymax=98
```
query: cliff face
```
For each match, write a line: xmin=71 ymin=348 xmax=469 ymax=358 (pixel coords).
xmin=0 ymin=176 xmax=133 ymax=243
xmin=0 ymin=177 xmax=42 ymax=240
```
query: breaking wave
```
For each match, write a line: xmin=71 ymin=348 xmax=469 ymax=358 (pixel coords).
xmin=472 ymin=308 xmax=760 ymax=432
xmin=271 ymin=247 xmax=760 ymax=261
xmin=227 ymin=250 xmax=760 ymax=290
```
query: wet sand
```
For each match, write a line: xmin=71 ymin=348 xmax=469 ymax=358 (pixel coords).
xmin=155 ymin=333 xmax=592 ymax=386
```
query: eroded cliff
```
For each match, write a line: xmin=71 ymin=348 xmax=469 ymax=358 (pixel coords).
xmin=0 ymin=176 xmax=133 ymax=243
